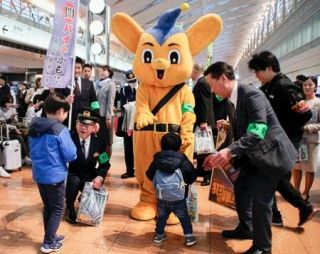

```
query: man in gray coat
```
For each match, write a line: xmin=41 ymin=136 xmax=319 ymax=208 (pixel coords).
xmin=203 ymin=62 xmax=297 ymax=254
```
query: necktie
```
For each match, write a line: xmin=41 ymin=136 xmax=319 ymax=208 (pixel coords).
xmin=81 ymin=140 xmax=86 ymax=158
xmin=74 ymin=77 xmax=80 ymax=96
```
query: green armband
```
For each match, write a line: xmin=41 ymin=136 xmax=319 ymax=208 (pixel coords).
xmin=98 ymin=152 xmax=109 ymax=164
xmin=91 ymin=101 xmax=100 ymax=110
xmin=247 ymin=123 xmax=268 ymax=139
xmin=181 ymin=103 xmax=194 ymax=113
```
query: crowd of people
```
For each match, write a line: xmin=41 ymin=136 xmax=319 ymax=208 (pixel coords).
xmin=0 ymin=51 xmax=319 ymax=254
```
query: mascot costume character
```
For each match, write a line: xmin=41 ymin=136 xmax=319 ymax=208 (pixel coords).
xmin=112 ymin=3 xmax=222 ymax=222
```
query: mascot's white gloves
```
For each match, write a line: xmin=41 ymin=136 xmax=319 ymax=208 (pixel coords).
xmin=136 ymin=114 xmax=158 ymax=129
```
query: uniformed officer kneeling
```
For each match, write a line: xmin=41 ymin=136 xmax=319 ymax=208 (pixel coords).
xmin=65 ymin=108 xmax=110 ymax=224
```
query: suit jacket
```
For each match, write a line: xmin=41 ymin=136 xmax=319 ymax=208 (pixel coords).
xmin=193 ymin=76 xmax=214 ymax=129
xmin=68 ymin=133 xmax=110 ymax=181
xmin=57 ymin=78 xmax=97 ymax=130
xmin=228 ymin=84 xmax=297 ymax=179
xmin=96 ymin=78 xmax=116 ymax=119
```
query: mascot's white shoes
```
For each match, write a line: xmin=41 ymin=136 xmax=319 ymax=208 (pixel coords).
xmin=0 ymin=166 xmax=11 ymax=178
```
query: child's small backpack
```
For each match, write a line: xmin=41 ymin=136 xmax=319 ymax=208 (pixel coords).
xmin=153 ymin=167 xmax=186 ymax=201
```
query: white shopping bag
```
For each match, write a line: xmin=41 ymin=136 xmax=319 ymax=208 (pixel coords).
xmin=194 ymin=126 xmax=215 ymax=154
xmin=76 ymin=182 xmax=108 ymax=226
xmin=186 ymin=183 xmax=198 ymax=223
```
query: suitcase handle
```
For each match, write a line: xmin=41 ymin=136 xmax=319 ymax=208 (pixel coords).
xmin=0 ymin=123 xmax=17 ymax=142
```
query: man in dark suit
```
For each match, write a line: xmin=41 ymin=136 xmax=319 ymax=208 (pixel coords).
xmin=65 ymin=109 xmax=110 ymax=224
xmin=192 ymin=64 xmax=215 ymax=186
xmin=203 ymin=62 xmax=297 ymax=254
xmin=58 ymin=57 xmax=98 ymax=131
xmin=248 ymin=51 xmax=316 ymax=227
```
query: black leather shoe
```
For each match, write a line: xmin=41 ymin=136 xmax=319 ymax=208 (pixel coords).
xmin=65 ymin=207 xmax=77 ymax=224
xmin=271 ymin=209 xmax=283 ymax=227
xmin=298 ymin=204 xmax=319 ymax=226
xmin=201 ymin=179 xmax=210 ymax=186
xmin=222 ymin=228 xmax=253 ymax=239
xmin=241 ymin=245 xmax=271 ymax=254
xmin=271 ymin=214 xmax=283 ymax=227
xmin=121 ymin=173 xmax=135 ymax=179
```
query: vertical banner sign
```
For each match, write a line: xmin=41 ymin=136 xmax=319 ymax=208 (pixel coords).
xmin=42 ymin=0 xmax=79 ymax=88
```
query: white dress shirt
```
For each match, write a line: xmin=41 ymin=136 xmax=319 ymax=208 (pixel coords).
xmin=230 ymin=81 xmax=239 ymax=109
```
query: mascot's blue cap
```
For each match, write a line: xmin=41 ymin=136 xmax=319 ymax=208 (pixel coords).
xmin=147 ymin=3 xmax=189 ymax=45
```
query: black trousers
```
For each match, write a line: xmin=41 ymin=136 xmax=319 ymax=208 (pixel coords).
xmin=273 ymin=171 xmax=309 ymax=215
xmin=66 ymin=174 xmax=91 ymax=209
xmin=234 ymin=163 xmax=280 ymax=251
xmin=123 ymin=135 xmax=134 ymax=176
xmin=195 ymin=154 xmax=212 ymax=180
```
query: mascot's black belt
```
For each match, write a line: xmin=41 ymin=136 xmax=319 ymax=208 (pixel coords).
xmin=134 ymin=123 xmax=180 ymax=133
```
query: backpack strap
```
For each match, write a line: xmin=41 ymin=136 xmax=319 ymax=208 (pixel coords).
xmin=151 ymin=82 xmax=185 ymax=115
xmin=175 ymin=156 xmax=187 ymax=185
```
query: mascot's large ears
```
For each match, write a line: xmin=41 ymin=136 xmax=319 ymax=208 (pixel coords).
xmin=186 ymin=14 xmax=223 ymax=56
xmin=111 ymin=13 xmax=143 ymax=53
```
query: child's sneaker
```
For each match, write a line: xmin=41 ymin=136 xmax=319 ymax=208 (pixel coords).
xmin=154 ymin=234 xmax=168 ymax=244
xmin=40 ymin=241 xmax=63 ymax=253
xmin=185 ymin=236 xmax=197 ymax=247
xmin=55 ymin=235 xmax=65 ymax=243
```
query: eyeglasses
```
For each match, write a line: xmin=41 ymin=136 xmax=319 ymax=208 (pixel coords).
xmin=77 ymin=122 xmax=95 ymax=128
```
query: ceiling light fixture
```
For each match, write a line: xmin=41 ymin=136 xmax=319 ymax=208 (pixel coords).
xmin=89 ymin=20 xmax=104 ymax=35
xmin=89 ymin=0 xmax=106 ymax=14
xmin=91 ymin=42 xmax=103 ymax=55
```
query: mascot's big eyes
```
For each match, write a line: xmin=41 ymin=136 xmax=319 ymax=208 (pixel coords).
xmin=142 ymin=49 xmax=154 ymax=63
xmin=168 ymin=50 xmax=180 ymax=64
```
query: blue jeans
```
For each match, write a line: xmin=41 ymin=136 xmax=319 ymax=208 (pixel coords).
xmin=156 ymin=199 xmax=193 ymax=236
xmin=37 ymin=181 xmax=65 ymax=244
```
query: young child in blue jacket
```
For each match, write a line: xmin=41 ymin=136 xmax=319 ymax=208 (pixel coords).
xmin=29 ymin=93 xmax=77 ymax=253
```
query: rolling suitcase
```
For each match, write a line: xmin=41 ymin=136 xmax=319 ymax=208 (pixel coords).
xmin=0 ymin=124 xmax=22 ymax=171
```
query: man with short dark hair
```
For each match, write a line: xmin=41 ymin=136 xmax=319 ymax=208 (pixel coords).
xmin=203 ymin=61 xmax=298 ymax=254
xmin=248 ymin=51 xmax=316 ymax=227
xmin=58 ymin=57 xmax=98 ymax=131
xmin=82 ymin=63 xmax=93 ymax=80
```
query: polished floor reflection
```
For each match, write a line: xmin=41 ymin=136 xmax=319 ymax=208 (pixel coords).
xmin=1 ymin=137 xmax=320 ymax=253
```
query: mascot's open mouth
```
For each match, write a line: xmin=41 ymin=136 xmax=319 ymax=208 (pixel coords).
xmin=156 ymin=70 xmax=165 ymax=80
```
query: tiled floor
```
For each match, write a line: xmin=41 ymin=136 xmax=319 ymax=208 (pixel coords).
xmin=1 ymin=136 xmax=320 ymax=254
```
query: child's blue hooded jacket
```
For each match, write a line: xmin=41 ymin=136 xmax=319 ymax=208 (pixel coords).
xmin=29 ymin=117 xmax=77 ymax=184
